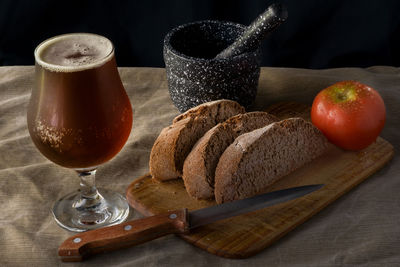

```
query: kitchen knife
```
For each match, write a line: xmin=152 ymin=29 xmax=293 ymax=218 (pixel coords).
xmin=59 ymin=184 xmax=323 ymax=262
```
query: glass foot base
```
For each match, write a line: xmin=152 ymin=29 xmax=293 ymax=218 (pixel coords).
xmin=52 ymin=188 xmax=129 ymax=232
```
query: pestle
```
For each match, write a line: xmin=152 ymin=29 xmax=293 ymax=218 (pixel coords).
xmin=215 ymin=3 xmax=288 ymax=59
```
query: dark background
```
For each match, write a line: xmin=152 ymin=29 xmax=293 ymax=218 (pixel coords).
xmin=1 ymin=0 xmax=400 ymax=69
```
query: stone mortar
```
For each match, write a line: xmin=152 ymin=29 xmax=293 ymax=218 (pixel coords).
xmin=163 ymin=20 xmax=261 ymax=112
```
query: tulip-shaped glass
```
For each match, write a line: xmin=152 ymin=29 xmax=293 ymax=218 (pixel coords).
xmin=27 ymin=33 xmax=133 ymax=232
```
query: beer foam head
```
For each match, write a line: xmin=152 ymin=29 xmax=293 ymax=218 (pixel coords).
xmin=35 ymin=33 xmax=114 ymax=72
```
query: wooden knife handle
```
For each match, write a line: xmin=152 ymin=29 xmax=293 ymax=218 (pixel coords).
xmin=58 ymin=209 xmax=189 ymax=262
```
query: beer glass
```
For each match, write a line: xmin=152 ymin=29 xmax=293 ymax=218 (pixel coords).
xmin=27 ymin=33 xmax=133 ymax=232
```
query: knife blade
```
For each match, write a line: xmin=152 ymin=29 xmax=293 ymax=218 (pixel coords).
xmin=59 ymin=184 xmax=323 ymax=262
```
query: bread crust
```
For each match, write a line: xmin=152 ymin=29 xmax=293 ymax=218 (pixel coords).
xmin=173 ymin=99 xmax=245 ymax=124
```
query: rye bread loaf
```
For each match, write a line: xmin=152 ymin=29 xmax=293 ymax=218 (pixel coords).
xmin=150 ymin=100 xmax=245 ymax=181
xmin=214 ymin=118 xmax=328 ymax=204
xmin=182 ymin=112 xmax=279 ymax=199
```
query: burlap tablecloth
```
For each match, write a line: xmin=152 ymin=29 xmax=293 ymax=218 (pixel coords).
xmin=0 ymin=66 xmax=399 ymax=266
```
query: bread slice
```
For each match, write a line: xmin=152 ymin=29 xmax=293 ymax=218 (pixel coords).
xmin=182 ymin=112 xmax=279 ymax=199
xmin=150 ymin=100 xmax=245 ymax=181
xmin=214 ymin=118 xmax=328 ymax=204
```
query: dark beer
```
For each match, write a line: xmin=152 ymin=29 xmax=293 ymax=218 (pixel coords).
xmin=28 ymin=34 xmax=132 ymax=169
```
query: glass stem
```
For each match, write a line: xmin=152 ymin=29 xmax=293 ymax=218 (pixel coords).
xmin=74 ymin=169 xmax=104 ymax=211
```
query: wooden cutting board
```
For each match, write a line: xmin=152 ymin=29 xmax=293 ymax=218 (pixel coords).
xmin=126 ymin=102 xmax=394 ymax=259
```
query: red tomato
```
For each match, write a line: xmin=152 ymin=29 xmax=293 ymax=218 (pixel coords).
xmin=311 ymin=81 xmax=386 ymax=151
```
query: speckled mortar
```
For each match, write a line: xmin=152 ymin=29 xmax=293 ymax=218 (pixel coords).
xmin=163 ymin=20 xmax=262 ymax=112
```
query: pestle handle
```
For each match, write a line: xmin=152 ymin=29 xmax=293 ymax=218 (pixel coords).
xmin=215 ymin=3 xmax=288 ymax=59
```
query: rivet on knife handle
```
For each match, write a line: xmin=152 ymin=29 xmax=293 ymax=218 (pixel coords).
xmin=58 ymin=209 xmax=189 ymax=262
